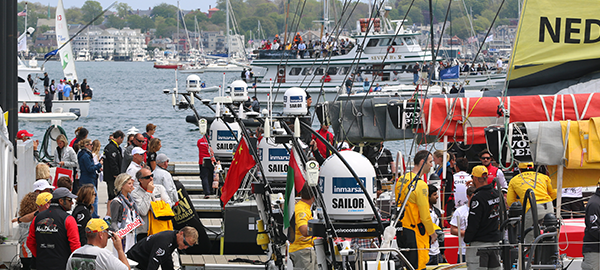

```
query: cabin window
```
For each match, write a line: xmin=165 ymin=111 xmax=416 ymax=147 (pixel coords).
xmin=379 ymin=38 xmax=391 ymax=46
xmin=314 ymin=68 xmax=325 ymax=75
xmin=394 ymin=37 xmax=404 ymax=46
xmin=18 ymin=77 xmax=25 ymax=83
xmin=401 ymin=65 xmax=407 ymax=73
xmin=339 ymin=66 xmax=351 ymax=75
xmin=327 ymin=67 xmax=338 ymax=75
xmin=404 ymin=37 xmax=414 ymax=45
xmin=366 ymin=39 xmax=379 ymax=47
xmin=302 ymin=67 xmax=313 ymax=75
xmin=289 ymin=67 xmax=302 ymax=76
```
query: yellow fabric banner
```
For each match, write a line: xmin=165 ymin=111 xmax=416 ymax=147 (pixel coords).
xmin=508 ymin=0 xmax=600 ymax=84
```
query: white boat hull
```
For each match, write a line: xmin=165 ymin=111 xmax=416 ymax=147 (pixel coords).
xmin=18 ymin=112 xmax=78 ymax=121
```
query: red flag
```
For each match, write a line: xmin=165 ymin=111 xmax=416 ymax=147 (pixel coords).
xmin=220 ymin=137 xmax=256 ymax=205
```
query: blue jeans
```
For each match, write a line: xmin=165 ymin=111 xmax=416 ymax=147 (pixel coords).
xmin=92 ymin=186 xmax=99 ymax=218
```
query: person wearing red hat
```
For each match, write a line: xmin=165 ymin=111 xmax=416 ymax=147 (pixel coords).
xmin=17 ymin=130 xmax=39 ymax=155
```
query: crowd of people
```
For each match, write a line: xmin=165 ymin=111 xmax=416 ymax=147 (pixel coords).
xmin=258 ymin=32 xmax=355 ymax=59
xmin=21 ymin=72 xmax=94 ymax=114
xmin=14 ymin=123 xmax=211 ymax=270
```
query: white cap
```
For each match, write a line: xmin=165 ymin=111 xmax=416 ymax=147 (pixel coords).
xmin=132 ymin=147 xmax=146 ymax=156
xmin=33 ymin=179 xmax=55 ymax=192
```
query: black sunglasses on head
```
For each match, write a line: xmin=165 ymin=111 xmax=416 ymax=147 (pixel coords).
xmin=140 ymin=174 xmax=153 ymax=180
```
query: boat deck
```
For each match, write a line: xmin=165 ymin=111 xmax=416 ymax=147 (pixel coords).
xmin=180 ymin=254 xmax=268 ymax=269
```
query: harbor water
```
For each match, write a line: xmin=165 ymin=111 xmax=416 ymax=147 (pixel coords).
xmin=20 ymin=61 xmax=426 ymax=161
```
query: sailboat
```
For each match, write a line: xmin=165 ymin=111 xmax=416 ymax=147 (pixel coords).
xmin=17 ymin=0 xmax=90 ymax=121
xmin=182 ymin=0 xmax=250 ymax=73
xmin=502 ymin=0 xmax=600 ymax=96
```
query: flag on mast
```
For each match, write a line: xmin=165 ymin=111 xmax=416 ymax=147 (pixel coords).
xmin=18 ymin=9 xmax=27 ymax=16
xmin=220 ymin=137 xmax=256 ymax=205
xmin=283 ymin=148 xmax=306 ymax=230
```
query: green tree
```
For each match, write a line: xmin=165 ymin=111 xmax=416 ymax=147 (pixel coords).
xmin=254 ymin=3 xmax=278 ymax=18
xmin=82 ymin=1 xmax=104 ymax=25
xmin=65 ymin=8 xmax=83 ymax=24
xmin=151 ymin=3 xmax=177 ymax=19
xmin=184 ymin=10 xmax=209 ymax=30
xmin=115 ymin=2 xmax=132 ymax=18
xmin=128 ymin=14 xmax=155 ymax=32
xmin=105 ymin=14 xmax=126 ymax=29
xmin=210 ymin=10 xmax=226 ymax=25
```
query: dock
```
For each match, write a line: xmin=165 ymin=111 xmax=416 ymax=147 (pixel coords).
xmin=94 ymin=161 xmax=267 ymax=268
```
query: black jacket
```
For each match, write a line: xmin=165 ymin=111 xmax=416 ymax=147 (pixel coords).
xmin=103 ymin=140 xmax=122 ymax=181
xmin=584 ymin=188 xmax=600 ymax=253
xmin=72 ymin=203 xmax=92 ymax=246
xmin=464 ymin=184 xmax=502 ymax=243
xmin=126 ymin=230 xmax=179 ymax=270
xmin=173 ymin=180 xmax=212 ymax=254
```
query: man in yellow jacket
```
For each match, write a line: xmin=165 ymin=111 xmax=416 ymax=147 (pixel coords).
xmin=507 ymin=162 xmax=557 ymax=243
xmin=289 ymin=184 xmax=316 ymax=270
xmin=395 ymin=150 xmax=436 ymax=270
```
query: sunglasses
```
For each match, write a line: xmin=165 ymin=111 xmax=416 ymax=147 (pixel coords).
xmin=183 ymin=237 xmax=193 ymax=248
xmin=480 ymin=157 xmax=491 ymax=160
xmin=137 ymin=139 xmax=145 ymax=143
xmin=140 ymin=174 xmax=153 ymax=180
xmin=65 ymin=197 xmax=73 ymax=202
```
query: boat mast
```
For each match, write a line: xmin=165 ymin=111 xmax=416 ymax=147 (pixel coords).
xmin=226 ymin=0 xmax=230 ymax=62
xmin=177 ymin=1 xmax=180 ymax=60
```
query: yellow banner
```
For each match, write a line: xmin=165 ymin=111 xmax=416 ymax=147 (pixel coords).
xmin=508 ymin=0 xmax=600 ymax=83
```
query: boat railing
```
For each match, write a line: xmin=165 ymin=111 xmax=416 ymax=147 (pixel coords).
xmin=0 ymin=109 xmax=16 ymax=237
xmin=356 ymin=247 xmax=415 ymax=270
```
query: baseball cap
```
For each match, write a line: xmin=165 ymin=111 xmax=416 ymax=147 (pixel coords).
xmin=85 ymin=218 xmax=109 ymax=233
xmin=472 ymin=165 xmax=488 ymax=178
xmin=132 ymin=147 xmax=146 ymax=155
xmin=33 ymin=179 xmax=55 ymax=192
xmin=156 ymin=153 xmax=168 ymax=164
xmin=52 ymin=187 xmax=77 ymax=199
xmin=36 ymin=192 xmax=53 ymax=206
xmin=16 ymin=130 xmax=33 ymax=140
xmin=518 ymin=162 xmax=534 ymax=169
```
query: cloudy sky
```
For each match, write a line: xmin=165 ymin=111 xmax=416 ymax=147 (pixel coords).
xmin=61 ymin=0 xmax=218 ymax=13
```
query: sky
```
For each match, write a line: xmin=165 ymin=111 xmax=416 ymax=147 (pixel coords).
xmin=61 ymin=0 xmax=219 ymax=13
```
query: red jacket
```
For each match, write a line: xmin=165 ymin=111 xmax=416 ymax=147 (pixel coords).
xmin=312 ymin=128 xmax=334 ymax=158
xmin=197 ymin=137 xmax=211 ymax=164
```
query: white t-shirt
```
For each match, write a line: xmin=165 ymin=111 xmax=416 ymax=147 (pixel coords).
xmin=449 ymin=205 xmax=469 ymax=255
xmin=429 ymin=208 xmax=440 ymax=256
xmin=126 ymin=161 xmax=142 ymax=187
xmin=453 ymin=171 xmax=471 ymax=207
xmin=66 ymin=244 xmax=128 ymax=270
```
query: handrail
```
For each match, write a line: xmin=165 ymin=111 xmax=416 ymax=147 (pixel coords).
xmin=357 ymin=247 xmax=415 ymax=270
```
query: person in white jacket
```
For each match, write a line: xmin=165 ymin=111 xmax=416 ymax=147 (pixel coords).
xmin=152 ymin=154 xmax=177 ymax=204
xmin=131 ymin=167 xmax=173 ymax=241
xmin=54 ymin=134 xmax=79 ymax=188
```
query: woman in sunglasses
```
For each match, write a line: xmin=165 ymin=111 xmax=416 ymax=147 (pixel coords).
xmin=78 ymin=139 xmax=103 ymax=218
xmin=110 ymin=173 xmax=141 ymax=256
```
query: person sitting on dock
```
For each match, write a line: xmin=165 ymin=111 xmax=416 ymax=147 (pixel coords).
xmin=19 ymin=101 xmax=30 ymax=113
xmin=66 ymin=218 xmax=130 ymax=270
xmin=31 ymin=102 xmax=41 ymax=113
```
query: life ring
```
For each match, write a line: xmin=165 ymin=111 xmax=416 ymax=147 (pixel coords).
xmin=387 ymin=46 xmax=395 ymax=53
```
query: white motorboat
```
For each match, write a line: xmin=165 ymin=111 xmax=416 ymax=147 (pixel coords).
xmin=94 ymin=56 xmax=105 ymax=62
xmin=18 ymin=112 xmax=79 ymax=121
xmin=18 ymin=60 xmax=90 ymax=117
